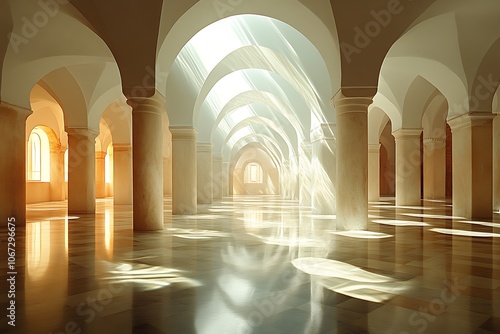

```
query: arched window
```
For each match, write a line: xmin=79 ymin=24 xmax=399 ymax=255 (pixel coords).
xmin=244 ymin=162 xmax=263 ymax=184
xmin=28 ymin=133 xmax=41 ymax=181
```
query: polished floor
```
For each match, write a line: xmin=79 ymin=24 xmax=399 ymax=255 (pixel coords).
xmin=1 ymin=196 xmax=500 ymax=334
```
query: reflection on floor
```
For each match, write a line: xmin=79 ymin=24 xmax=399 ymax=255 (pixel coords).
xmin=1 ymin=196 xmax=500 ymax=334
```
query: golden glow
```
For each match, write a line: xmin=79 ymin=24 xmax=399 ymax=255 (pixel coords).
xmin=26 ymin=222 xmax=51 ymax=280
xmin=105 ymin=209 xmax=114 ymax=258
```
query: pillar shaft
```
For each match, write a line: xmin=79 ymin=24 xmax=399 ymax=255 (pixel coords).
xmin=95 ymin=151 xmax=106 ymax=199
xmin=129 ymin=94 xmax=164 ymax=230
xmin=222 ymin=162 xmax=230 ymax=197
xmin=368 ymin=144 xmax=380 ymax=202
xmin=299 ymin=143 xmax=311 ymax=206
xmin=163 ymin=157 xmax=172 ymax=196
xmin=494 ymin=115 xmax=500 ymax=211
xmin=50 ymin=145 xmax=66 ymax=201
xmin=67 ymin=128 xmax=98 ymax=214
xmin=0 ymin=102 xmax=31 ymax=223
xmin=449 ymin=113 xmax=493 ymax=219
xmin=171 ymin=127 xmax=197 ymax=214
xmin=311 ymin=124 xmax=336 ymax=214
xmin=394 ymin=129 xmax=422 ymax=206
xmin=113 ymin=144 xmax=132 ymax=205
xmin=197 ymin=143 xmax=213 ymax=204
xmin=334 ymin=94 xmax=372 ymax=230
xmin=423 ymin=138 xmax=446 ymax=200
xmin=213 ymin=156 xmax=223 ymax=200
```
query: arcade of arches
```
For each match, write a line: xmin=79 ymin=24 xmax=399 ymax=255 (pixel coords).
xmin=1 ymin=0 xmax=500 ymax=333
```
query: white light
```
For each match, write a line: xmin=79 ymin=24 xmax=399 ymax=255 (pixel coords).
xmin=330 ymin=231 xmax=393 ymax=239
xmin=458 ymin=221 xmax=500 ymax=228
xmin=430 ymin=228 xmax=500 ymax=238
xmin=372 ymin=220 xmax=429 ymax=227
xmin=404 ymin=213 xmax=465 ymax=220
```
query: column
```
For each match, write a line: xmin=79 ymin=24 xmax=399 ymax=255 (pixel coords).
xmin=95 ymin=151 xmax=106 ymax=199
xmin=67 ymin=128 xmax=98 ymax=214
xmin=311 ymin=124 xmax=336 ymax=214
xmin=128 ymin=93 xmax=164 ymax=230
xmin=368 ymin=144 xmax=380 ymax=202
xmin=113 ymin=144 xmax=132 ymax=205
xmin=163 ymin=157 xmax=172 ymax=196
xmin=448 ymin=113 xmax=493 ymax=219
xmin=197 ymin=143 xmax=213 ymax=204
xmin=213 ymin=156 xmax=223 ymax=200
xmin=222 ymin=162 xmax=230 ymax=197
xmin=334 ymin=93 xmax=372 ymax=230
xmin=494 ymin=115 xmax=500 ymax=211
xmin=299 ymin=143 xmax=311 ymax=205
xmin=423 ymin=137 xmax=446 ymax=200
xmin=170 ymin=126 xmax=197 ymax=215
xmin=0 ymin=102 xmax=31 ymax=223
xmin=393 ymin=129 xmax=422 ymax=206
xmin=50 ymin=145 xmax=66 ymax=201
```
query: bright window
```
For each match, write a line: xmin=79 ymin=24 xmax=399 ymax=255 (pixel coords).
xmin=64 ymin=149 xmax=68 ymax=182
xmin=244 ymin=162 xmax=263 ymax=184
xmin=27 ymin=127 xmax=50 ymax=182
xmin=105 ymin=144 xmax=113 ymax=184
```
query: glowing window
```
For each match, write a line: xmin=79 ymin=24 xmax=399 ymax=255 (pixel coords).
xmin=28 ymin=133 xmax=41 ymax=181
xmin=27 ymin=127 xmax=50 ymax=182
xmin=244 ymin=163 xmax=263 ymax=184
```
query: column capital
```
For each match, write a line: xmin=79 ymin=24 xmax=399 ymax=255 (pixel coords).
xmin=113 ymin=143 xmax=132 ymax=152
xmin=448 ymin=112 xmax=494 ymax=132
xmin=127 ymin=92 xmax=165 ymax=115
xmin=95 ymin=151 xmax=107 ymax=159
xmin=170 ymin=126 xmax=197 ymax=140
xmin=423 ymin=137 xmax=446 ymax=149
xmin=213 ymin=155 xmax=223 ymax=163
xmin=333 ymin=88 xmax=374 ymax=116
xmin=368 ymin=144 xmax=381 ymax=153
xmin=392 ymin=128 xmax=423 ymax=139
xmin=0 ymin=101 xmax=32 ymax=119
xmin=66 ymin=127 xmax=99 ymax=140
xmin=197 ymin=142 xmax=212 ymax=153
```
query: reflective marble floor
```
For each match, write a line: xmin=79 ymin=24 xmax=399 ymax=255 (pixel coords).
xmin=1 ymin=196 xmax=500 ymax=334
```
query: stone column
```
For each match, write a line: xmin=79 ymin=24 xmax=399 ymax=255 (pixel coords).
xmin=50 ymin=145 xmax=66 ymax=201
xmin=213 ymin=156 xmax=223 ymax=200
xmin=163 ymin=157 xmax=172 ymax=196
xmin=170 ymin=126 xmax=197 ymax=215
xmin=494 ymin=115 xmax=500 ymax=212
xmin=368 ymin=144 xmax=380 ymax=202
xmin=113 ymin=144 xmax=132 ymax=205
xmin=197 ymin=143 xmax=213 ymax=204
xmin=67 ymin=128 xmax=98 ymax=214
xmin=393 ymin=129 xmax=422 ymax=206
xmin=95 ymin=151 xmax=106 ymax=199
xmin=448 ymin=113 xmax=493 ymax=219
xmin=334 ymin=93 xmax=372 ymax=230
xmin=423 ymin=137 xmax=446 ymax=200
xmin=311 ymin=124 xmax=336 ymax=214
xmin=0 ymin=102 xmax=31 ymax=223
xmin=128 ymin=94 xmax=164 ymax=230
xmin=222 ymin=162 xmax=230 ymax=197
xmin=299 ymin=143 xmax=311 ymax=205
